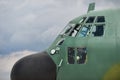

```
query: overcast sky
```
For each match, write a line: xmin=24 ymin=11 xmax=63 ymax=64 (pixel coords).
xmin=0 ymin=0 xmax=120 ymax=80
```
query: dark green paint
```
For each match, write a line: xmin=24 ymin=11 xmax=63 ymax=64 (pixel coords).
xmin=87 ymin=2 xmax=95 ymax=13
xmin=46 ymin=5 xmax=120 ymax=80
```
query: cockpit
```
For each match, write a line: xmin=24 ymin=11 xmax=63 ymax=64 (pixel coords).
xmin=53 ymin=16 xmax=105 ymax=64
xmin=60 ymin=16 xmax=105 ymax=37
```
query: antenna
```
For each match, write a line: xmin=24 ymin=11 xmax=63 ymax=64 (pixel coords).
xmin=87 ymin=2 xmax=95 ymax=13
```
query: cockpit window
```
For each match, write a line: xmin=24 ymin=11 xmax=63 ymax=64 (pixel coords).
xmin=96 ymin=16 xmax=105 ymax=22
xmin=65 ymin=27 xmax=72 ymax=34
xmin=67 ymin=47 xmax=87 ymax=64
xmin=68 ymin=17 xmax=87 ymax=37
xmin=92 ymin=25 xmax=104 ymax=36
xmin=77 ymin=16 xmax=105 ymax=37
xmin=79 ymin=17 xmax=87 ymax=24
xmin=69 ymin=24 xmax=80 ymax=37
xmin=60 ymin=16 xmax=105 ymax=38
xmin=77 ymin=48 xmax=87 ymax=64
xmin=79 ymin=26 xmax=89 ymax=37
xmin=60 ymin=17 xmax=87 ymax=37
xmin=57 ymin=39 xmax=65 ymax=45
xmin=68 ymin=47 xmax=75 ymax=64
xmin=78 ymin=25 xmax=92 ymax=37
xmin=86 ymin=16 xmax=95 ymax=23
xmin=60 ymin=24 xmax=75 ymax=36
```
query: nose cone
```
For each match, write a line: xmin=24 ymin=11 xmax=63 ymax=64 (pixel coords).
xmin=11 ymin=52 xmax=56 ymax=80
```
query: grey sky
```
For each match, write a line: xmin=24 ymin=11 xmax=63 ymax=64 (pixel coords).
xmin=0 ymin=0 xmax=120 ymax=54
xmin=0 ymin=0 xmax=84 ymax=54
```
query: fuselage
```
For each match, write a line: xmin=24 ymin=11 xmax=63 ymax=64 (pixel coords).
xmin=47 ymin=9 xmax=120 ymax=80
xmin=11 ymin=9 xmax=120 ymax=80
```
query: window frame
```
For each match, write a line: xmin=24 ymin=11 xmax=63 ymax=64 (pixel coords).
xmin=96 ymin=16 xmax=105 ymax=23
xmin=67 ymin=47 xmax=75 ymax=64
xmin=86 ymin=16 xmax=96 ymax=23
xmin=67 ymin=47 xmax=87 ymax=64
xmin=90 ymin=24 xmax=105 ymax=37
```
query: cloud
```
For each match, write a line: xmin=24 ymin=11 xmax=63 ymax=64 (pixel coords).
xmin=0 ymin=0 xmax=120 ymax=54
xmin=14 ymin=0 xmax=29 ymax=10
xmin=0 ymin=0 xmax=120 ymax=80
xmin=0 ymin=50 xmax=36 ymax=80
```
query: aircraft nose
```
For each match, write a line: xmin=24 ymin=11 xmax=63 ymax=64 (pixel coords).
xmin=10 ymin=51 xmax=56 ymax=80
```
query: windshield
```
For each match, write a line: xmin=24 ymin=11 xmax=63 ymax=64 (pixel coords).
xmin=60 ymin=17 xmax=87 ymax=37
xmin=60 ymin=23 xmax=75 ymax=36
xmin=79 ymin=26 xmax=89 ymax=37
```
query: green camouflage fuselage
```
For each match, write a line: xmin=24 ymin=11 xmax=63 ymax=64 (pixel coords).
xmin=47 ymin=9 xmax=120 ymax=80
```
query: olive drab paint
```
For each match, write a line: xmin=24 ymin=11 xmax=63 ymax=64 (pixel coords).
xmin=11 ymin=3 xmax=120 ymax=80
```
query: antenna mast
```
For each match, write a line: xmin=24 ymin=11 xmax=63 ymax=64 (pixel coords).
xmin=87 ymin=3 xmax=95 ymax=13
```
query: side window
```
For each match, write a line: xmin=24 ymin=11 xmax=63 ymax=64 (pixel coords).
xmin=67 ymin=47 xmax=87 ymax=64
xmin=92 ymin=25 xmax=104 ymax=36
xmin=68 ymin=47 xmax=75 ymax=64
xmin=77 ymin=48 xmax=87 ymax=64
xmin=86 ymin=16 xmax=95 ymax=23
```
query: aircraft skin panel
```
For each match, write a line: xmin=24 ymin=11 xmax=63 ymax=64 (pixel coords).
xmin=47 ymin=9 xmax=120 ymax=80
xmin=10 ymin=4 xmax=120 ymax=80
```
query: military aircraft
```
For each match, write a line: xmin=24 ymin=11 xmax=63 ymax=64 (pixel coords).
xmin=11 ymin=3 xmax=120 ymax=80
